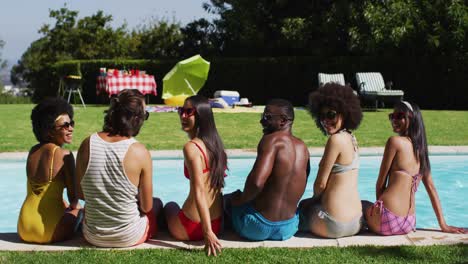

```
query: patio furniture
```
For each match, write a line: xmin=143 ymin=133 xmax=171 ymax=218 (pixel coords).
xmin=318 ymin=73 xmax=346 ymax=86
xmin=96 ymin=73 xmax=157 ymax=97
xmin=318 ymin=73 xmax=357 ymax=95
xmin=356 ymin=72 xmax=404 ymax=109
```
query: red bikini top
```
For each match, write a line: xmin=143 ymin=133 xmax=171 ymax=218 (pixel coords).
xmin=184 ymin=141 xmax=211 ymax=179
xmin=183 ymin=141 xmax=227 ymax=180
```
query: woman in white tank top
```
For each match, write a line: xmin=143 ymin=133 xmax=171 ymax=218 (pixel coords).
xmin=76 ymin=89 xmax=162 ymax=247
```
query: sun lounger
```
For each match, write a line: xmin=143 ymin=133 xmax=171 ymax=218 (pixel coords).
xmin=356 ymin=72 xmax=404 ymax=109
xmin=318 ymin=73 xmax=346 ymax=87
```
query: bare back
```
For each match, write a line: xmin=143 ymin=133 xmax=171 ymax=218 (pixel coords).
xmin=379 ymin=136 xmax=421 ymax=216
xmin=253 ymin=131 xmax=309 ymax=221
xmin=27 ymin=143 xmax=72 ymax=184
xmin=182 ymin=139 xmax=223 ymax=222
xmin=320 ymin=132 xmax=361 ymax=221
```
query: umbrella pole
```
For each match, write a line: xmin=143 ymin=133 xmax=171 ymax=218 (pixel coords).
xmin=184 ymin=78 xmax=197 ymax=95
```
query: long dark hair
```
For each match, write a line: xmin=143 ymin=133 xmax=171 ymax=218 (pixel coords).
xmin=103 ymin=89 xmax=146 ymax=137
xmin=186 ymin=95 xmax=227 ymax=189
xmin=394 ymin=101 xmax=431 ymax=175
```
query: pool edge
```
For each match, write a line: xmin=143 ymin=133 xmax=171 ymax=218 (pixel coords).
xmin=1 ymin=146 xmax=468 ymax=160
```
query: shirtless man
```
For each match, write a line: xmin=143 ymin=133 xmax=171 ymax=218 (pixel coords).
xmin=227 ymin=99 xmax=310 ymax=241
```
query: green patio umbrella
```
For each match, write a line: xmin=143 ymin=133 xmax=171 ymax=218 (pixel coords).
xmin=162 ymin=55 xmax=210 ymax=102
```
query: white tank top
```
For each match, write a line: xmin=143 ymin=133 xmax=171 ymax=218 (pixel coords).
xmin=81 ymin=133 xmax=147 ymax=247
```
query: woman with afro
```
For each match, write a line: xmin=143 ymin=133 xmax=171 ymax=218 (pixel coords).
xmin=298 ymin=83 xmax=363 ymax=238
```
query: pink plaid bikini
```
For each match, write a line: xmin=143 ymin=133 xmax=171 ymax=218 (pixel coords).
xmin=371 ymin=172 xmax=422 ymax=235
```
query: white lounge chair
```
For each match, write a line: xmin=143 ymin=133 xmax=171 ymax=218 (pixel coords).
xmin=356 ymin=72 xmax=404 ymax=108
xmin=318 ymin=73 xmax=345 ymax=86
xmin=318 ymin=73 xmax=357 ymax=95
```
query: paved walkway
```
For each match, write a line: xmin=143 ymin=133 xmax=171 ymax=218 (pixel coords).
xmin=1 ymin=229 xmax=467 ymax=251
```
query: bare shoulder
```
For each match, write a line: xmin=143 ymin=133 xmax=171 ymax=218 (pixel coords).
xmin=327 ymin=132 xmax=348 ymax=146
xmin=258 ymin=132 xmax=284 ymax=152
xmin=128 ymin=142 xmax=150 ymax=157
xmin=263 ymin=131 xmax=293 ymax=144
xmin=183 ymin=140 xmax=201 ymax=160
xmin=386 ymin=136 xmax=408 ymax=149
xmin=292 ymin=135 xmax=308 ymax=149
xmin=40 ymin=143 xmax=69 ymax=160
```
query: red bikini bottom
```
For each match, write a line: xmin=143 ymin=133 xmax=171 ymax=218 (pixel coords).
xmin=178 ymin=210 xmax=221 ymax=241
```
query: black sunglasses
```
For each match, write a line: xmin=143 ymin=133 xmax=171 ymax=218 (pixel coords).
xmin=177 ymin=107 xmax=197 ymax=117
xmin=319 ymin=110 xmax=337 ymax=120
xmin=261 ymin=113 xmax=286 ymax=121
xmin=56 ymin=120 xmax=75 ymax=130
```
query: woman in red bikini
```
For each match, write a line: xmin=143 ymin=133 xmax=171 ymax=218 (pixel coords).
xmin=364 ymin=101 xmax=466 ymax=235
xmin=164 ymin=95 xmax=227 ymax=256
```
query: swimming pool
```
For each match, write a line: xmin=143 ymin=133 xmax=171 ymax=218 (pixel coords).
xmin=0 ymin=155 xmax=466 ymax=232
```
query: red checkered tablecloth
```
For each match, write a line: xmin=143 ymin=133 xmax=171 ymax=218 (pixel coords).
xmin=96 ymin=75 xmax=157 ymax=97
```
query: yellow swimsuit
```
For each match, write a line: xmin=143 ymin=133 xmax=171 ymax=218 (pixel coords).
xmin=17 ymin=146 xmax=66 ymax=243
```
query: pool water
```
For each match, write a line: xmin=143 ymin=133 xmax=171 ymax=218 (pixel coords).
xmin=1 ymin=155 xmax=467 ymax=232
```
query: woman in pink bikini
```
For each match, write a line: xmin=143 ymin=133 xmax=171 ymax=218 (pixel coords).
xmin=164 ymin=95 xmax=227 ymax=256
xmin=365 ymin=101 xmax=466 ymax=235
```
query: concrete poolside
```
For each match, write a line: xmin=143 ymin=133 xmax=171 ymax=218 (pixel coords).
xmin=1 ymin=229 xmax=467 ymax=251
xmin=1 ymin=145 xmax=468 ymax=160
xmin=1 ymin=146 xmax=467 ymax=251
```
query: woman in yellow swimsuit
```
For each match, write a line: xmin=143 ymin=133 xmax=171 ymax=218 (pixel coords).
xmin=17 ymin=97 xmax=82 ymax=243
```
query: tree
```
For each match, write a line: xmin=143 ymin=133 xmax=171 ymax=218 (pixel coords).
xmin=180 ymin=18 xmax=222 ymax=57
xmin=201 ymin=0 xmax=467 ymax=57
xmin=0 ymin=39 xmax=6 ymax=70
xmin=11 ymin=5 xmax=135 ymax=100
xmin=201 ymin=0 xmax=358 ymax=56
xmin=345 ymin=0 xmax=468 ymax=56
xmin=133 ymin=17 xmax=183 ymax=59
xmin=0 ymin=39 xmax=7 ymax=92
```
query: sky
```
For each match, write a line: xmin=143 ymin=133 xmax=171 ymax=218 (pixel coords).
xmin=0 ymin=0 xmax=217 ymax=68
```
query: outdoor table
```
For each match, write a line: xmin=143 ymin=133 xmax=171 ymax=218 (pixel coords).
xmin=96 ymin=74 xmax=157 ymax=97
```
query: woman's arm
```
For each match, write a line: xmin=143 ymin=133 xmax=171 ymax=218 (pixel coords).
xmin=184 ymin=143 xmax=222 ymax=256
xmin=375 ymin=137 xmax=398 ymax=199
xmin=312 ymin=135 xmax=341 ymax=199
xmin=422 ymin=171 xmax=466 ymax=234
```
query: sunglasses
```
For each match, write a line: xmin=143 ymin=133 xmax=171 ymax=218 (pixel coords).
xmin=319 ymin=110 xmax=338 ymax=120
xmin=177 ymin=107 xmax=197 ymax=117
xmin=261 ymin=113 xmax=286 ymax=121
xmin=388 ymin=112 xmax=409 ymax=121
xmin=145 ymin=111 xmax=149 ymax=120
xmin=56 ymin=120 xmax=75 ymax=130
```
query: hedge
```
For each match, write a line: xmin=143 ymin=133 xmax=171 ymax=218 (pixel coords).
xmin=46 ymin=56 xmax=467 ymax=109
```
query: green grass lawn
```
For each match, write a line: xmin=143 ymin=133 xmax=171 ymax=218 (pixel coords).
xmin=0 ymin=245 xmax=468 ymax=264
xmin=1 ymin=105 xmax=467 ymax=260
xmin=1 ymin=105 xmax=467 ymax=152
xmin=1 ymin=245 xmax=467 ymax=263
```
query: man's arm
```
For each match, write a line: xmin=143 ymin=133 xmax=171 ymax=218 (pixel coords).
xmin=75 ymin=137 xmax=90 ymax=201
xmin=232 ymin=135 xmax=277 ymax=206
xmin=133 ymin=143 xmax=153 ymax=213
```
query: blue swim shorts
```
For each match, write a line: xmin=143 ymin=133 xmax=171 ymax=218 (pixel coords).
xmin=231 ymin=203 xmax=299 ymax=241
